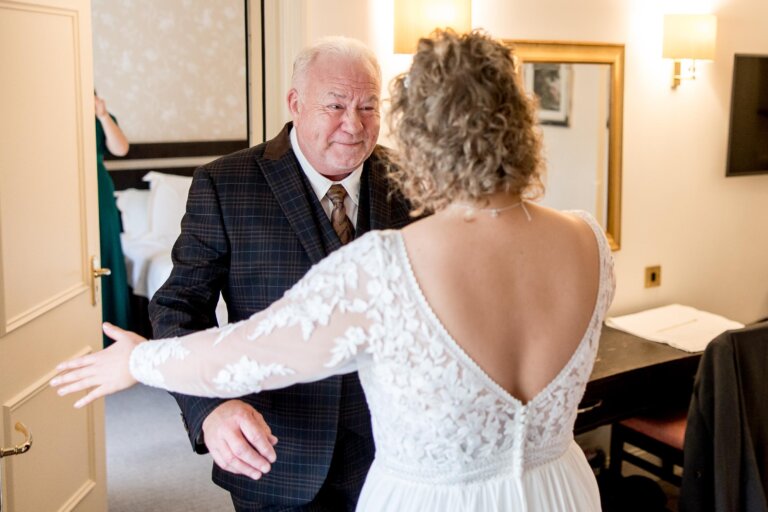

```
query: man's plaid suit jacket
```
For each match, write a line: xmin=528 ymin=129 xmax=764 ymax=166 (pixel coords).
xmin=149 ymin=122 xmax=413 ymax=506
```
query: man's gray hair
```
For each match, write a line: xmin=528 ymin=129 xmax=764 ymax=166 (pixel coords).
xmin=291 ymin=36 xmax=381 ymax=91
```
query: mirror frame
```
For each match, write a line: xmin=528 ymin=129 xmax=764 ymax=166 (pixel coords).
xmin=505 ymin=40 xmax=624 ymax=250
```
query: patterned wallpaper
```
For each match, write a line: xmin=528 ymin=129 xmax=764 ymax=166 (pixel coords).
xmin=92 ymin=0 xmax=248 ymax=143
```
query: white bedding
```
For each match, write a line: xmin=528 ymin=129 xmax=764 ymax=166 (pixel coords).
xmin=116 ymin=172 xmax=228 ymax=326
xmin=121 ymin=233 xmax=175 ymax=298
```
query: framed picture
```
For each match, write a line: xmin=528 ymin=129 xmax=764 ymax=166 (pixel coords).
xmin=524 ymin=62 xmax=572 ymax=127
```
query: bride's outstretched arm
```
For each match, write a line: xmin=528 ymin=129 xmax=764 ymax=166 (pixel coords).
xmin=51 ymin=233 xmax=388 ymax=408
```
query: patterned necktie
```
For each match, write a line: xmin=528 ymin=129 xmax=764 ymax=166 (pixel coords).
xmin=327 ymin=184 xmax=355 ymax=245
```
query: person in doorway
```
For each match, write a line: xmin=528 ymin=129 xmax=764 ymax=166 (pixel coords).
xmin=54 ymin=30 xmax=615 ymax=511
xmin=94 ymin=92 xmax=131 ymax=346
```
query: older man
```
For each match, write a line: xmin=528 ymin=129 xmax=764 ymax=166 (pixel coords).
xmin=149 ymin=37 xmax=412 ymax=510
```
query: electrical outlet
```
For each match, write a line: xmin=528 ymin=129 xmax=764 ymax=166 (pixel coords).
xmin=645 ymin=266 xmax=661 ymax=288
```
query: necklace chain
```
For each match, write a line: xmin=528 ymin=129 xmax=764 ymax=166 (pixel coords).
xmin=450 ymin=201 xmax=531 ymax=222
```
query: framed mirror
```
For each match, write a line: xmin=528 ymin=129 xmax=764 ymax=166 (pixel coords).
xmin=505 ymin=41 xmax=624 ymax=250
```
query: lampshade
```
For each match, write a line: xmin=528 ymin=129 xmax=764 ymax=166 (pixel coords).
xmin=394 ymin=0 xmax=472 ymax=54
xmin=663 ymin=14 xmax=717 ymax=61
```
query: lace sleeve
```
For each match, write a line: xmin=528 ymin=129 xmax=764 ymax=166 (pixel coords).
xmin=128 ymin=232 xmax=390 ymax=398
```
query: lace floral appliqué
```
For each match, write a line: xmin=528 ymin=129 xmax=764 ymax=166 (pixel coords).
xmin=130 ymin=339 xmax=190 ymax=388
xmin=213 ymin=356 xmax=295 ymax=393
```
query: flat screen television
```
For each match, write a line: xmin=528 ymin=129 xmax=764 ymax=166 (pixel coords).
xmin=726 ymin=54 xmax=768 ymax=176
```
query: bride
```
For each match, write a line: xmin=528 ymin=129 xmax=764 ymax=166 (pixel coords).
xmin=52 ymin=29 xmax=614 ymax=511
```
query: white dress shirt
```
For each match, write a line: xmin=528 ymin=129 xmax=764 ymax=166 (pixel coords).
xmin=290 ymin=128 xmax=362 ymax=228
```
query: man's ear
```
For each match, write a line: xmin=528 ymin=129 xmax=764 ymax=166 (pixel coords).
xmin=287 ymin=89 xmax=300 ymax=118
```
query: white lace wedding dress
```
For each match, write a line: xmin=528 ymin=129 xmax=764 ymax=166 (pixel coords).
xmin=129 ymin=210 xmax=615 ymax=511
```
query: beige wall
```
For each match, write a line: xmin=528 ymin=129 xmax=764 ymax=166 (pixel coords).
xmin=282 ymin=0 xmax=768 ymax=324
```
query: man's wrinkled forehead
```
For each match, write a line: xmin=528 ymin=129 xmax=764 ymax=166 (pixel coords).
xmin=320 ymin=84 xmax=380 ymax=103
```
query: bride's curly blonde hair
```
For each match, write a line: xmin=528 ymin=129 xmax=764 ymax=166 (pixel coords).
xmin=387 ymin=29 xmax=544 ymax=215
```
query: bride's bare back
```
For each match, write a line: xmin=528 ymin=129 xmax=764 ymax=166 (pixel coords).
xmin=401 ymin=201 xmax=601 ymax=404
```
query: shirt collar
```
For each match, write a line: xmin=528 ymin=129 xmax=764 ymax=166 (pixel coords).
xmin=290 ymin=127 xmax=362 ymax=205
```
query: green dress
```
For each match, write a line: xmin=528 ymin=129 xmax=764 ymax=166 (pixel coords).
xmin=96 ymin=116 xmax=130 ymax=346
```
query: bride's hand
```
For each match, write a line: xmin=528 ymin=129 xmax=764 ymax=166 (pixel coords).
xmin=50 ymin=323 xmax=146 ymax=408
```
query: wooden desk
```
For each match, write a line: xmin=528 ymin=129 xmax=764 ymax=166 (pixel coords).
xmin=575 ymin=326 xmax=702 ymax=434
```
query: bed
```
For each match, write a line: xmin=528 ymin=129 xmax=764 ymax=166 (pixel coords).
xmin=115 ymin=171 xmax=228 ymax=333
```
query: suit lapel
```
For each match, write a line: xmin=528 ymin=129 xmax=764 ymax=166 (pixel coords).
xmin=261 ymin=123 xmax=333 ymax=264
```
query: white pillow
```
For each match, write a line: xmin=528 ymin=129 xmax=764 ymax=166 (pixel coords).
xmin=142 ymin=171 xmax=193 ymax=238
xmin=114 ymin=188 xmax=150 ymax=237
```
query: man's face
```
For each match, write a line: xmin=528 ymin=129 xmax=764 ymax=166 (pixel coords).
xmin=288 ymin=53 xmax=380 ymax=180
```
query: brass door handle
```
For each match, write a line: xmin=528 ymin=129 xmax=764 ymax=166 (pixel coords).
xmin=90 ymin=255 xmax=111 ymax=306
xmin=0 ymin=422 xmax=32 ymax=459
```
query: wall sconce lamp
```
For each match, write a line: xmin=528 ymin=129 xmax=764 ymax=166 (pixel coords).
xmin=394 ymin=0 xmax=472 ymax=54
xmin=663 ymin=14 xmax=717 ymax=89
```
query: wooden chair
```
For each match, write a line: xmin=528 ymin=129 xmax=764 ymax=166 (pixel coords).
xmin=609 ymin=409 xmax=687 ymax=487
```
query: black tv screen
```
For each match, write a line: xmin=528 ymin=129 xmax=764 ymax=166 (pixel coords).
xmin=726 ymin=54 xmax=768 ymax=176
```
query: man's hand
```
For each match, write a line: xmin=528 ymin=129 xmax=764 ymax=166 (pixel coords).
xmin=202 ymin=400 xmax=278 ymax=480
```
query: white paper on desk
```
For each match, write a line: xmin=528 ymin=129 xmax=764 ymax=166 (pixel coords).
xmin=605 ymin=304 xmax=744 ymax=352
